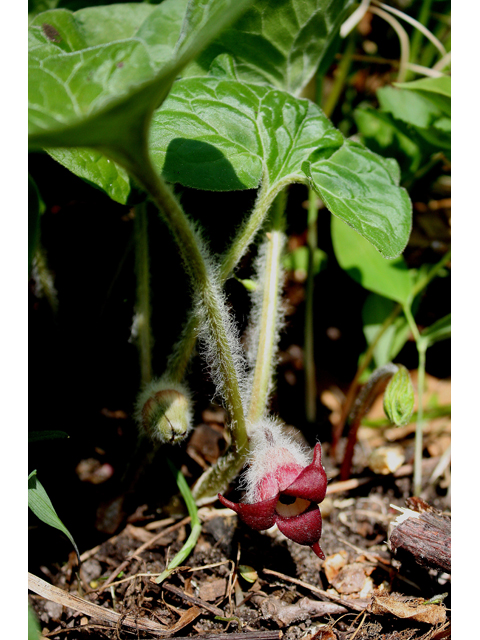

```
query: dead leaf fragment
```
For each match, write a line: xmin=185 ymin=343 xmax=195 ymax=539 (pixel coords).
xmin=369 ymin=593 xmax=446 ymax=625
xmin=329 ymin=562 xmax=372 ymax=595
xmin=323 ymin=551 xmax=348 ymax=583
xmin=198 ymin=578 xmax=227 ymax=602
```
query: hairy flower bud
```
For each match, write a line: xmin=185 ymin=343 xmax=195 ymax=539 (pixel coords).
xmin=218 ymin=419 xmax=328 ymax=559
xmin=383 ymin=365 xmax=415 ymax=426
xmin=135 ymin=378 xmax=193 ymax=444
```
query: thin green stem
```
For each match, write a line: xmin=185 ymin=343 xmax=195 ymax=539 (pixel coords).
xmin=406 ymin=0 xmax=434 ymax=81
xmin=402 ymin=302 xmax=425 ymax=496
xmin=305 ymin=189 xmax=319 ymax=423
xmin=154 ymin=459 xmax=202 ymax=584
xmin=322 ymin=34 xmax=356 ymax=119
xmin=134 ymin=203 xmax=153 ymax=386
xmin=246 ymin=189 xmax=287 ymax=425
xmin=191 ymin=448 xmax=248 ymax=504
xmin=127 ymin=153 xmax=248 ymax=456
xmin=410 ymin=249 xmax=451 ymax=301
xmin=414 ymin=344 xmax=427 ymax=495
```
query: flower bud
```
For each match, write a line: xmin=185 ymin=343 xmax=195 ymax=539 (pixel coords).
xmin=135 ymin=378 xmax=193 ymax=444
xmin=383 ymin=365 xmax=415 ymax=426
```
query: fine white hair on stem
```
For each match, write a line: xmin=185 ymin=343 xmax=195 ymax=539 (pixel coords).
xmin=189 ymin=221 xmax=250 ymax=413
xmin=194 ymin=268 xmax=250 ymax=410
xmin=243 ymin=230 xmax=287 ymax=416
xmin=241 ymin=417 xmax=311 ymax=503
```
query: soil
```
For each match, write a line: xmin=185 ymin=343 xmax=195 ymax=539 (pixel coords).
xmin=29 ymin=393 xmax=451 ymax=639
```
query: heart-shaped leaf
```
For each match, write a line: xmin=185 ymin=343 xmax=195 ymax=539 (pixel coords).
xmin=306 ymin=141 xmax=412 ymax=258
xmin=47 ymin=147 xmax=131 ymax=203
xmin=331 ymin=213 xmax=413 ymax=299
xmin=151 ymin=76 xmax=411 ymax=257
xmin=183 ymin=0 xmax=355 ymax=95
xmin=150 ymin=76 xmax=343 ymax=191
xmin=28 ymin=0 xmax=255 ymax=153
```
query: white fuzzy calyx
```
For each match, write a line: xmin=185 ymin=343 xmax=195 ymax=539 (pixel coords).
xmin=242 ymin=417 xmax=310 ymax=503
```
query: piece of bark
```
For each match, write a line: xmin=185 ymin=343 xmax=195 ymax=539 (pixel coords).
xmin=389 ymin=501 xmax=451 ymax=573
xmin=251 ymin=594 xmax=347 ymax=626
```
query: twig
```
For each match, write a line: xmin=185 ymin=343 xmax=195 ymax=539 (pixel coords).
xmin=262 ymin=568 xmax=366 ymax=612
xmin=326 ymin=477 xmax=372 ymax=494
xmin=336 ymin=535 xmax=391 ymax=567
xmin=161 ymin=583 xmax=225 ymax=617
xmin=28 ymin=573 xmax=170 ymax=637
xmin=349 ymin=610 xmax=367 ymax=640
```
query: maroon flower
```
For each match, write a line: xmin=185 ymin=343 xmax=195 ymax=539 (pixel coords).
xmin=218 ymin=443 xmax=328 ymax=559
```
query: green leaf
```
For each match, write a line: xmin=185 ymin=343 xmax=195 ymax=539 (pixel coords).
xmin=28 ymin=0 xmax=255 ymax=153
xmin=151 ymin=77 xmax=411 ymax=256
xmin=394 ymin=76 xmax=451 ymax=98
xmin=383 ymin=365 xmax=415 ymax=426
xmin=70 ymin=3 xmax=158 ymax=47
xmin=28 ymin=1 xmax=189 ymax=195
xmin=28 ymin=470 xmax=80 ymax=560
xmin=150 ymin=76 xmax=343 ymax=191
xmin=362 ymin=294 xmax=410 ymax=367
xmin=331 ymin=213 xmax=413 ymax=301
xmin=307 ymin=141 xmax=412 ymax=259
xmin=183 ymin=0 xmax=355 ymax=95
xmin=420 ymin=313 xmax=451 ymax=348
xmin=354 ymin=104 xmax=422 ymax=178
xmin=28 ymin=606 xmax=42 ymax=640
xmin=47 ymin=148 xmax=131 ymax=204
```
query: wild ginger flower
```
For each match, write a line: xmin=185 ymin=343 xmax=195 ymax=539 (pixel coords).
xmin=218 ymin=420 xmax=328 ymax=559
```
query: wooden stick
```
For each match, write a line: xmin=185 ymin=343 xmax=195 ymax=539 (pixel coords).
xmin=161 ymin=583 xmax=225 ymax=617
xmin=28 ymin=572 xmax=170 ymax=636
xmin=262 ymin=568 xmax=366 ymax=612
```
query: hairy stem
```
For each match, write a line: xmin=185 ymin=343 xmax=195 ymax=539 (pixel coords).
xmin=133 ymin=203 xmax=153 ymax=386
xmin=322 ymin=33 xmax=356 ymax=119
xmin=128 ymin=155 xmax=248 ymax=456
xmin=246 ymin=189 xmax=287 ymax=425
xmin=167 ymin=181 xmax=288 ymax=384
